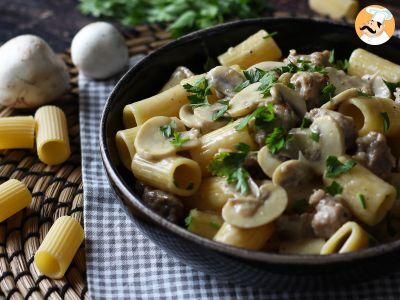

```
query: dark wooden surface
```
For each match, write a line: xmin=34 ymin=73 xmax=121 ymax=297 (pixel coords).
xmin=0 ymin=0 xmax=399 ymax=52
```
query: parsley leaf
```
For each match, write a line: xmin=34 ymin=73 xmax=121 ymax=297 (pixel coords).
xmin=184 ymin=210 xmax=195 ymax=229
xmin=263 ymin=31 xmax=277 ymax=39
xmin=326 ymin=181 xmax=343 ymax=196
xmin=300 ymin=117 xmax=312 ymax=129
xmin=266 ymin=126 xmax=291 ymax=154
xmin=160 ymin=121 xmax=190 ymax=148
xmin=212 ymin=100 xmax=229 ymax=121
xmin=235 ymin=105 xmax=275 ymax=131
xmin=310 ymin=131 xmax=320 ymax=142
xmin=208 ymin=143 xmax=251 ymax=194
xmin=357 ymin=89 xmax=372 ymax=98
xmin=257 ymin=72 xmax=278 ymax=96
xmin=321 ymin=82 xmax=336 ymax=104
xmin=357 ymin=193 xmax=367 ymax=209
xmin=325 ymin=156 xmax=357 ymax=178
xmin=380 ymin=112 xmax=390 ymax=133
xmin=383 ymin=80 xmax=400 ymax=93
xmin=329 ymin=49 xmax=335 ymax=64
xmin=329 ymin=49 xmax=349 ymax=71
xmin=234 ymin=68 xmax=267 ymax=92
xmin=183 ymin=77 xmax=211 ymax=108
xmin=209 ymin=222 xmax=221 ymax=230
xmin=292 ymin=198 xmax=309 ymax=214
xmin=160 ymin=121 xmax=175 ymax=138
xmin=170 ymin=132 xmax=190 ymax=148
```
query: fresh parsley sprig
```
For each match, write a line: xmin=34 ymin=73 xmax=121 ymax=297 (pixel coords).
xmin=235 ymin=104 xmax=275 ymax=131
xmin=266 ymin=126 xmax=291 ymax=154
xmin=357 ymin=193 xmax=367 ymax=209
xmin=159 ymin=121 xmax=189 ymax=148
xmin=300 ymin=117 xmax=312 ymax=129
xmin=383 ymin=80 xmax=400 ymax=93
xmin=325 ymin=156 xmax=357 ymax=178
xmin=183 ymin=77 xmax=211 ymax=108
xmin=321 ymin=82 xmax=336 ymax=104
xmin=326 ymin=181 xmax=343 ymax=196
xmin=380 ymin=112 xmax=390 ymax=133
xmin=329 ymin=49 xmax=350 ymax=71
xmin=263 ymin=31 xmax=277 ymax=39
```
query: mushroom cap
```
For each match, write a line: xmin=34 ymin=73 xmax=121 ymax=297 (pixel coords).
xmin=228 ymin=82 xmax=268 ymax=117
xmin=206 ymin=66 xmax=245 ymax=98
xmin=0 ymin=35 xmax=70 ymax=108
xmin=257 ymin=145 xmax=285 ymax=178
xmin=270 ymin=83 xmax=307 ymax=117
xmin=71 ymin=22 xmax=128 ymax=79
xmin=272 ymin=159 xmax=315 ymax=189
xmin=222 ymin=182 xmax=288 ymax=228
xmin=247 ymin=61 xmax=286 ymax=72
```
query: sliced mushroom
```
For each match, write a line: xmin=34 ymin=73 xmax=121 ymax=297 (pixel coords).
xmin=321 ymin=88 xmax=359 ymax=110
xmin=247 ymin=61 xmax=286 ymax=72
xmin=270 ymin=83 xmax=307 ymax=117
xmin=283 ymin=128 xmax=321 ymax=161
xmin=222 ymin=181 xmax=288 ymax=229
xmin=206 ymin=66 xmax=245 ymax=98
xmin=326 ymin=67 xmax=372 ymax=95
xmin=272 ymin=160 xmax=315 ymax=189
xmin=362 ymin=73 xmax=391 ymax=98
xmin=179 ymin=103 xmax=229 ymax=133
xmin=228 ymin=82 xmax=268 ymax=117
xmin=134 ymin=116 xmax=199 ymax=160
xmin=299 ymin=116 xmax=345 ymax=174
xmin=257 ymin=145 xmax=286 ymax=178
xmin=161 ymin=66 xmax=194 ymax=92
xmin=277 ymin=72 xmax=293 ymax=85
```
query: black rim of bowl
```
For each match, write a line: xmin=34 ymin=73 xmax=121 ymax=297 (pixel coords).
xmin=100 ymin=16 xmax=400 ymax=266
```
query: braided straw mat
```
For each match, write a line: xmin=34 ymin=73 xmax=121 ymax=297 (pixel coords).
xmin=0 ymin=24 xmax=171 ymax=300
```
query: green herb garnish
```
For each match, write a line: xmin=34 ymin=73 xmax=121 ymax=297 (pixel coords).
xmin=266 ymin=126 xmax=291 ymax=154
xmin=329 ymin=49 xmax=349 ymax=71
xmin=357 ymin=193 xmax=367 ymax=209
xmin=185 ymin=210 xmax=195 ymax=229
xmin=380 ymin=112 xmax=390 ymax=133
xmin=258 ymin=72 xmax=278 ymax=96
xmin=208 ymin=143 xmax=251 ymax=194
xmin=160 ymin=121 xmax=190 ymax=148
xmin=160 ymin=121 xmax=176 ymax=138
xmin=292 ymin=198 xmax=309 ymax=214
xmin=300 ymin=117 xmax=312 ymax=129
xmin=286 ymin=82 xmax=295 ymax=89
xmin=321 ymin=82 xmax=336 ymax=104
xmin=235 ymin=105 xmax=275 ymax=131
xmin=263 ymin=31 xmax=277 ymax=39
xmin=310 ymin=131 xmax=320 ymax=142
xmin=325 ymin=156 xmax=357 ymax=178
xmin=326 ymin=181 xmax=343 ymax=196
xmin=170 ymin=132 xmax=190 ymax=148
xmin=383 ymin=80 xmax=400 ymax=93
xmin=212 ymin=100 xmax=229 ymax=121
xmin=329 ymin=49 xmax=335 ymax=64
xmin=356 ymin=89 xmax=372 ymax=98
xmin=209 ymin=221 xmax=221 ymax=230
xmin=183 ymin=77 xmax=211 ymax=108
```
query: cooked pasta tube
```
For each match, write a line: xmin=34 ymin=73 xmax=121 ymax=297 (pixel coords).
xmin=320 ymin=222 xmax=369 ymax=254
xmin=348 ymin=48 xmax=400 ymax=82
xmin=213 ymin=222 xmax=275 ymax=250
xmin=279 ymin=238 xmax=326 ymax=255
xmin=115 ymin=127 xmax=139 ymax=170
xmin=131 ymin=154 xmax=201 ymax=196
xmin=323 ymin=156 xmax=396 ymax=226
xmin=184 ymin=177 xmax=234 ymax=212
xmin=123 ymin=84 xmax=189 ymax=128
xmin=338 ymin=97 xmax=400 ymax=137
xmin=189 ymin=120 xmax=256 ymax=175
xmin=217 ymin=30 xmax=282 ymax=69
xmin=34 ymin=216 xmax=84 ymax=279
xmin=35 ymin=106 xmax=70 ymax=165
xmin=0 ymin=116 xmax=35 ymax=149
xmin=186 ymin=209 xmax=224 ymax=239
xmin=0 ymin=179 xmax=32 ymax=222
xmin=309 ymin=0 xmax=358 ymax=21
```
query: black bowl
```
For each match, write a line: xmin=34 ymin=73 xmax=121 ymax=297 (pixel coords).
xmin=100 ymin=17 xmax=400 ymax=290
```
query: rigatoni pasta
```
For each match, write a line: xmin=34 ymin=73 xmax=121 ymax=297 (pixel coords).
xmin=0 ymin=116 xmax=35 ymax=149
xmin=115 ymin=127 xmax=139 ymax=169
xmin=0 ymin=179 xmax=32 ymax=222
xmin=35 ymin=106 xmax=71 ymax=165
xmin=309 ymin=0 xmax=359 ymax=21
xmin=34 ymin=216 xmax=84 ymax=279
xmin=185 ymin=209 xmax=223 ymax=239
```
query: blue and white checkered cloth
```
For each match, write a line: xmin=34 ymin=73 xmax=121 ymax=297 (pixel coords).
xmin=80 ymin=56 xmax=400 ymax=299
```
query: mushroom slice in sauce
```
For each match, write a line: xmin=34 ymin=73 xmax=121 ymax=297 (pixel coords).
xmin=272 ymin=160 xmax=315 ymax=189
xmin=362 ymin=73 xmax=391 ymax=99
xmin=228 ymin=82 xmax=268 ymax=117
xmin=326 ymin=67 xmax=372 ymax=95
xmin=222 ymin=181 xmax=288 ymax=229
xmin=134 ymin=116 xmax=199 ymax=160
xmin=247 ymin=61 xmax=286 ymax=72
xmin=206 ymin=66 xmax=245 ymax=98
xmin=270 ymin=83 xmax=307 ymax=117
xmin=257 ymin=145 xmax=286 ymax=178
xmin=283 ymin=128 xmax=321 ymax=161
xmin=299 ymin=116 xmax=345 ymax=174
xmin=161 ymin=66 xmax=194 ymax=92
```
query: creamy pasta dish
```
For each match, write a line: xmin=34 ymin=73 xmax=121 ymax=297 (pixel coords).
xmin=116 ymin=29 xmax=400 ymax=255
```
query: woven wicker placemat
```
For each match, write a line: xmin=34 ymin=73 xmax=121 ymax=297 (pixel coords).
xmin=0 ymin=24 xmax=171 ymax=300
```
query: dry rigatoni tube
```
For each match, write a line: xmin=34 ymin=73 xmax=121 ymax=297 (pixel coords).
xmin=0 ymin=116 xmax=35 ymax=149
xmin=35 ymin=106 xmax=71 ymax=165
xmin=0 ymin=179 xmax=32 ymax=222
xmin=34 ymin=216 xmax=84 ymax=279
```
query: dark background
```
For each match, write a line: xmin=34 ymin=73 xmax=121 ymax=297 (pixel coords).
xmin=0 ymin=0 xmax=399 ymax=52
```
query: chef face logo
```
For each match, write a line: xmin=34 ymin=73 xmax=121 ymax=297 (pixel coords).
xmin=355 ymin=5 xmax=395 ymax=45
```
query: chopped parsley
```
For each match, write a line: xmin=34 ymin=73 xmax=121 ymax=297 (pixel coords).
xmin=183 ymin=77 xmax=211 ymax=108
xmin=208 ymin=143 xmax=251 ymax=194
xmin=357 ymin=193 xmax=367 ymax=209
xmin=292 ymin=198 xmax=309 ymax=214
xmin=310 ymin=131 xmax=320 ymax=142
xmin=383 ymin=80 xmax=400 ymax=93
xmin=300 ymin=117 xmax=312 ymax=129
xmin=258 ymin=72 xmax=278 ymax=96
xmin=263 ymin=31 xmax=277 ymax=39
xmin=380 ymin=112 xmax=390 ymax=133
xmin=326 ymin=181 xmax=343 ymax=196
xmin=184 ymin=210 xmax=195 ymax=229
xmin=212 ymin=100 xmax=229 ymax=121
xmin=296 ymin=59 xmax=328 ymax=75
xmin=329 ymin=49 xmax=350 ymax=71
xmin=160 ymin=121 xmax=189 ymax=148
xmin=170 ymin=132 xmax=190 ymax=148
xmin=325 ymin=156 xmax=357 ymax=178
xmin=321 ymin=82 xmax=336 ymax=104
xmin=235 ymin=105 xmax=275 ymax=131
xmin=356 ymin=89 xmax=372 ymax=98
xmin=209 ymin=221 xmax=221 ymax=230
xmin=160 ymin=121 xmax=176 ymax=138
xmin=329 ymin=50 xmax=335 ymax=64
xmin=266 ymin=126 xmax=291 ymax=154
xmin=234 ymin=68 xmax=278 ymax=96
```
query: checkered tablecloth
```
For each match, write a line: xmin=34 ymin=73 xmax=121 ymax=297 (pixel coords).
xmin=79 ymin=56 xmax=400 ymax=299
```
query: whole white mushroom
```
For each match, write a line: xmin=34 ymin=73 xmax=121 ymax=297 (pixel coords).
xmin=0 ymin=35 xmax=70 ymax=108
xmin=71 ymin=22 xmax=129 ymax=79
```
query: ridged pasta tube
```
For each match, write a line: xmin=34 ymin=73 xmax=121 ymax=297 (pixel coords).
xmin=320 ymin=221 xmax=369 ymax=254
xmin=213 ymin=222 xmax=275 ymax=250
xmin=189 ymin=120 xmax=256 ymax=175
xmin=338 ymin=97 xmax=400 ymax=137
xmin=217 ymin=30 xmax=282 ymax=69
xmin=186 ymin=209 xmax=223 ymax=239
xmin=0 ymin=179 xmax=32 ymax=222
xmin=35 ymin=106 xmax=70 ymax=165
xmin=348 ymin=49 xmax=400 ymax=82
xmin=34 ymin=216 xmax=84 ymax=279
xmin=309 ymin=0 xmax=358 ymax=21
xmin=131 ymin=154 xmax=201 ymax=196
xmin=0 ymin=116 xmax=35 ymax=149
xmin=115 ymin=127 xmax=139 ymax=169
